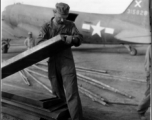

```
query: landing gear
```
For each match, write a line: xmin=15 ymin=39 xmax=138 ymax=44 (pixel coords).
xmin=129 ymin=48 xmax=137 ymax=56
xmin=124 ymin=45 xmax=137 ymax=56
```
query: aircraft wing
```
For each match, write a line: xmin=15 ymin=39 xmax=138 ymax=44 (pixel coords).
xmin=115 ymin=29 xmax=151 ymax=44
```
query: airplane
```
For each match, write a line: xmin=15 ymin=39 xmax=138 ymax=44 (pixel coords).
xmin=1 ymin=0 xmax=151 ymax=55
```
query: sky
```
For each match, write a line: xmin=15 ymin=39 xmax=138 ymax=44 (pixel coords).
xmin=1 ymin=0 xmax=133 ymax=14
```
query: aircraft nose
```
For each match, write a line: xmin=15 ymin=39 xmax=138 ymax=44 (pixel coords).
xmin=2 ymin=10 xmax=6 ymax=20
xmin=2 ymin=5 xmax=12 ymax=22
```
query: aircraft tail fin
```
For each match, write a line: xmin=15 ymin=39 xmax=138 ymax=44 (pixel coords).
xmin=125 ymin=0 xmax=149 ymax=15
xmin=124 ymin=0 xmax=150 ymax=27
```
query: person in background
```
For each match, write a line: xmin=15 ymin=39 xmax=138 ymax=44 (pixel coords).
xmin=137 ymin=45 xmax=151 ymax=120
xmin=36 ymin=2 xmax=83 ymax=120
xmin=24 ymin=32 xmax=35 ymax=49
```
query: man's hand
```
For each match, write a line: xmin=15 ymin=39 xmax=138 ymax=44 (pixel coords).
xmin=64 ymin=35 xmax=73 ymax=45
xmin=66 ymin=35 xmax=73 ymax=44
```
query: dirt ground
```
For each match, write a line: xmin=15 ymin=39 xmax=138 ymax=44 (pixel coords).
xmin=80 ymin=94 xmax=150 ymax=120
xmin=2 ymin=44 xmax=151 ymax=120
xmin=74 ymin=44 xmax=151 ymax=120
xmin=2 ymin=94 xmax=150 ymax=120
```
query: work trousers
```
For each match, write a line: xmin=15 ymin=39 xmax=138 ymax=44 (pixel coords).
xmin=48 ymin=63 xmax=83 ymax=120
xmin=137 ymin=76 xmax=150 ymax=115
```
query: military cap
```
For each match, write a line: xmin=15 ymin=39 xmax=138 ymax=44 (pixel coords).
xmin=55 ymin=3 xmax=70 ymax=15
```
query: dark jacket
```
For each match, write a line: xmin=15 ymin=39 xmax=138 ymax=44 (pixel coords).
xmin=36 ymin=18 xmax=83 ymax=76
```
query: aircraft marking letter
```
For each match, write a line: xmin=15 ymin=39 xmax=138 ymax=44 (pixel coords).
xmin=134 ymin=0 xmax=142 ymax=8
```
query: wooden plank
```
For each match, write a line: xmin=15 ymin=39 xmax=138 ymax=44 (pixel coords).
xmin=2 ymin=107 xmax=42 ymax=120
xmin=2 ymin=92 xmax=65 ymax=109
xmin=2 ymin=99 xmax=70 ymax=120
xmin=2 ymin=35 xmax=64 ymax=79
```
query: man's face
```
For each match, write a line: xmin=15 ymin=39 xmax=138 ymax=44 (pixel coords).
xmin=54 ymin=12 xmax=68 ymax=24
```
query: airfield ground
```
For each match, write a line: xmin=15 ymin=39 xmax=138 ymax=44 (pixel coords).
xmin=1 ymin=42 xmax=150 ymax=120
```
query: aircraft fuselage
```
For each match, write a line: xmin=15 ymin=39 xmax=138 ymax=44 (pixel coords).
xmin=2 ymin=0 xmax=151 ymax=45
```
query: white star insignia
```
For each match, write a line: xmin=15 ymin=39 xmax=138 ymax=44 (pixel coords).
xmin=91 ymin=21 xmax=104 ymax=37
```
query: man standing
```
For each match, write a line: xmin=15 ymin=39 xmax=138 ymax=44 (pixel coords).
xmin=137 ymin=45 xmax=151 ymax=120
xmin=24 ymin=32 xmax=35 ymax=49
xmin=36 ymin=3 xmax=83 ymax=120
